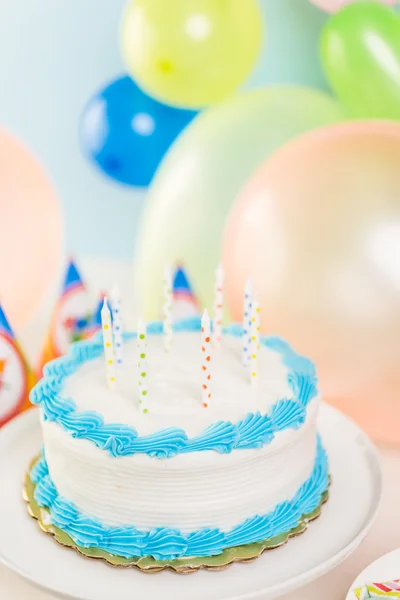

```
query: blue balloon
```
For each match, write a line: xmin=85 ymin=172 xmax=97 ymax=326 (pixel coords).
xmin=80 ymin=75 xmax=198 ymax=187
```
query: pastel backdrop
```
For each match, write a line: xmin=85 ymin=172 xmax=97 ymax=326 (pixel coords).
xmin=0 ymin=0 xmax=329 ymax=265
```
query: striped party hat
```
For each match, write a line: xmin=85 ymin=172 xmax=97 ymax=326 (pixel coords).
xmin=0 ymin=304 xmax=36 ymax=427
xmin=36 ymin=258 xmax=90 ymax=376
xmin=172 ymin=264 xmax=200 ymax=320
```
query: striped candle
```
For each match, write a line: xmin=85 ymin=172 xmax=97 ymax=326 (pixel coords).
xmin=111 ymin=285 xmax=123 ymax=365
xmin=101 ymin=298 xmax=116 ymax=389
xmin=137 ymin=318 xmax=148 ymax=414
xmin=201 ymin=309 xmax=212 ymax=408
xmin=250 ymin=297 xmax=261 ymax=387
xmin=213 ymin=264 xmax=224 ymax=349
xmin=162 ymin=266 xmax=173 ymax=352
xmin=242 ymin=279 xmax=252 ymax=366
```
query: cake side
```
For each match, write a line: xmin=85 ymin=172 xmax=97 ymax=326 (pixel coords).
xmin=30 ymin=437 xmax=329 ymax=560
xmin=40 ymin=397 xmax=319 ymax=532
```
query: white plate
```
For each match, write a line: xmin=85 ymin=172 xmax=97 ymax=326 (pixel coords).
xmin=346 ymin=548 xmax=400 ymax=599
xmin=0 ymin=404 xmax=382 ymax=600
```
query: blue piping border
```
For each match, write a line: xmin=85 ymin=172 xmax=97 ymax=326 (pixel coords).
xmin=30 ymin=439 xmax=329 ymax=560
xmin=30 ymin=317 xmax=318 ymax=459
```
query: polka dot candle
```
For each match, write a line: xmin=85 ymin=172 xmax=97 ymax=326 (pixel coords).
xmin=111 ymin=285 xmax=123 ymax=365
xmin=250 ymin=297 xmax=261 ymax=387
xmin=101 ymin=298 xmax=116 ymax=390
xmin=242 ymin=279 xmax=252 ymax=366
xmin=137 ymin=318 xmax=148 ymax=414
xmin=201 ymin=309 xmax=212 ymax=408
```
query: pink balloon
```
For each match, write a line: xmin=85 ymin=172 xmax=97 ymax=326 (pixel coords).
xmin=311 ymin=0 xmax=395 ymax=13
xmin=0 ymin=128 xmax=64 ymax=330
xmin=223 ymin=121 xmax=400 ymax=445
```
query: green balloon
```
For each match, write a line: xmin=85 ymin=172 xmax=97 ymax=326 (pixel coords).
xmin=321 ymin=1 xmax=400 ymax=120
xmin=135 ymin=87 xmax=345 ymax=319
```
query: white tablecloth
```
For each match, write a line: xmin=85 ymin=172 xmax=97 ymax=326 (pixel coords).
xmin=1 ymin=258 xmax=398 ymax=599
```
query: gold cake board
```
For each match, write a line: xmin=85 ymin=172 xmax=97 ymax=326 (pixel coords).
xmin=24 ymin=456 xmax=329 ymax=574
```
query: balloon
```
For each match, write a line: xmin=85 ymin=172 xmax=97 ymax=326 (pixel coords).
xmin=320 ymin=1 xmax=400 ymax=119
xmin=80 ymin=75 xmax=197 ymax=187
xmin=0 ymin=128 xmax=63 ymax=330
xmin=134 ymin=86 xmax=345 ymax=319
xmin=222 ymin=121 xmax=400 ymax=445
xmin=246 ymin=0 xmax=329 ymax=93
xmin=120 ymin=0 xmax=263 ymax=108
xmin=311 ymin=0 xmax=395 ymax=14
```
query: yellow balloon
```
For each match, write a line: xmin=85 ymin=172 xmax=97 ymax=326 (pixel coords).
xmin=120 ymin=0 xmax=263 ymax=108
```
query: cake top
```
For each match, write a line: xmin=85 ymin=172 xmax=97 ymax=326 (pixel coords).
xmin=63 ymin=330 xmax=291 ymax=437
xmin=31 ymin=317 xmax=318 ymax=459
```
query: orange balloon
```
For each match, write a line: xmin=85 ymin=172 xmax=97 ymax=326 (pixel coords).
xmin=223 ymin=121 xmax=400 ymax=445
xmin=0 ymin=129 xmax=63 ymax=330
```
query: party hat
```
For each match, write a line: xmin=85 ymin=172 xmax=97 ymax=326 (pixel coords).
xmin=0 ymin=304 xmax=36 ymax=427
xmin=80 ymin=292 xmax=106 ymax=339
xmin=172 ymin=264 xmax=200 ymax=320
xmin=36 ymin=259 xmax=90 ymax=376
xmin=354 ymin=580 xmax=400 ymax=598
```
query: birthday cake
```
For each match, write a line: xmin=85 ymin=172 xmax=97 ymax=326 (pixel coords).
xmin=26 ymin=276 xmax=329 ymax=572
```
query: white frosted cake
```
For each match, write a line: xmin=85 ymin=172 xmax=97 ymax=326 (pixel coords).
xmin=28 ymin=316 xmax=329 ymax=570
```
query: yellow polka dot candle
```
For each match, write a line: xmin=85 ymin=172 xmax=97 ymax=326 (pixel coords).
xmin=250 ymin=297 xmax=261 ymax=387
xmin=137 ymin=318 xmax=148 ymax=414
xmin=162 ymin=265 xmax=173 ymax=353
xmin=201 ymin=309 xmax=212 ymax=408
xmin=101 ymin=297 xmax=116 ymax=389
xmin=242 ymin=279 xmax=252 ymax=366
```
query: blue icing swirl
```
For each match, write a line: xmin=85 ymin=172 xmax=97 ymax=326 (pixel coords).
xmin=57 ymin=409 xmax=104 ymax=436
xmin=127 ymin=427 xmax=188 ymax=458
xmin=34 ymin=474 xmax=57 ymax=507
xmin=83 ymin=423 xmax=139 ymax=456
xmin=225 ymin=514 xmax=273 ymax=547
xmin=43 ymin=358 xmax=76 ymax=379
xmin=186 ymin=528 xmax=225 ymax=557
xmin=51 ymin=496 xmax=79 ymax=528
xmin=102 ymin=527 xmax=147 ymax=558
xmin=236 ymin=412 xmax=274 ymax=449
xmin=30 ymin=455 xmax=48 ymax=484
xmin=29 ymin=438 xmax=329 ymax=560
xmin=288 ymin=371 xmax=318 ymax=406
xmin=269 ymin=500 xmax=302 ymax=537
xmin=270 ymin=399 xmax=306 ymax=431
xmin=30 ymin=317 xmax=319 ymax=458
xmin=183 ymin=421 xmax=239 ymax=454
xmin=145 ymin=528 xmax=188 ymax=560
